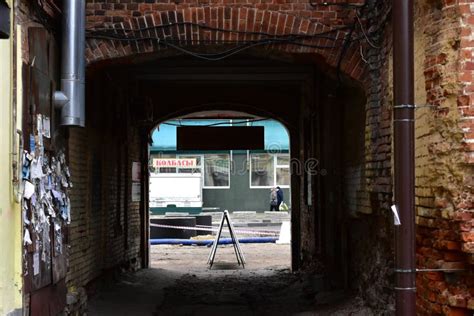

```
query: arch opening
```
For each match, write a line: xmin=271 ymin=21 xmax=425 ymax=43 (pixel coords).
xmin=147 ymin=113 xmax=292 ymax=271
xmin=80 ymin=51 xmax=383 ymax=314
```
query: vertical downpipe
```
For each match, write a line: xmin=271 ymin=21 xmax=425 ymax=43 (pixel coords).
xmin=393 ymin=0 xmax=416 ymax=315
xmin=55 ymin=0 xmax=85 ymax=127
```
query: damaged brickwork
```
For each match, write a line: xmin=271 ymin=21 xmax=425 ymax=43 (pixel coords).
xmin=413 ymin=1 xmax=474 ymax=315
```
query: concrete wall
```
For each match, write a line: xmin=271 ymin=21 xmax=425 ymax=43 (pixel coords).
xmin=203 ymin=153 xmax=290 ymax=212
xmin=0 ymin=1 xmax=23 ymax=314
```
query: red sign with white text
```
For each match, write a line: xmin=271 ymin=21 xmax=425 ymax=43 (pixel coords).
xmin=153 ymin=158 xmax=197 ymax=168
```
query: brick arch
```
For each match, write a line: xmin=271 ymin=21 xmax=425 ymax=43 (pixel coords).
xmin=85 ymin=7 xmax=366 ymax=81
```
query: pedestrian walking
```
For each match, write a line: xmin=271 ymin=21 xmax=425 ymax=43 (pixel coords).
xmin=270 ymin=187 xmax=278 ymax=211
xmin=276 ymin=186 xmax=284 ymax=210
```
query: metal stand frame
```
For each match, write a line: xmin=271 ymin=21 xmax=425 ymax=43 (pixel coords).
xmin=207 ymin=210 xmax=246 ymax=269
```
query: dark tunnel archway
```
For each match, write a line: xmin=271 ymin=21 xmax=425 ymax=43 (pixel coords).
xmin=81 ymin=52 xmax=373 ymax=297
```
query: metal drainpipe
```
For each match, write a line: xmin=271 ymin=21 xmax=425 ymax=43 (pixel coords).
xmin=392 ymin=0 xmax=416 ymax=315
xmin=54 ymin=0 xmax=85 ymax=127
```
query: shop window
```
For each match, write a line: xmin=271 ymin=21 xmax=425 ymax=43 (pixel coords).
xmin=204 ymin=154 xmax=230 ymax=188
xmin=0 ymin=0 xmax=10 ymax=39
xmin=250 ymin=153 xmax=274 ymax=187
xmin=250 ymin=153 xmax=290 ymax=188
xmin=276 ymin=166 xmax=290 ymax=186
xmin=275 ymin=154 xmax=290 ymax=186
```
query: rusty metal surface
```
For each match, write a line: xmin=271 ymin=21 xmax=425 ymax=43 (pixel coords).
xmin=28 ymin=28 xmax=50 ymax=76
xmin=25 ymin=26 xmax=68 ymax=314
xmin=30 ymin=278 xmax=67 ymax=316
xmin=52 ymin=228 xmax=67 ymax=284
xmin=26 ymin=43 xmax=54 ymax=292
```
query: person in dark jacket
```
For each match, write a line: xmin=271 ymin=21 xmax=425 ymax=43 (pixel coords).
xmin=276 ymin=186 xmax=284 ymax=210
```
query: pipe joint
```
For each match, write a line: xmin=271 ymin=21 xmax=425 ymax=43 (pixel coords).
xmin=54 ymin=91 xmax=69 ymax=109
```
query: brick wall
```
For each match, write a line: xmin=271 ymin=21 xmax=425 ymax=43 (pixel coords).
xmin=341 ymin=2 xmax=395 ymax=310
xmin=66 ymin=76 xmax=145 ymax=311
xmin=413 ymin=1 xmax=474 ymax=315
xmin=84 ymin=0 xmax=367 ymax=82
xmin=76 ymin=0 xmax=473 ymax=314
xmin=82 ymin=0 xmax=397 ymax=311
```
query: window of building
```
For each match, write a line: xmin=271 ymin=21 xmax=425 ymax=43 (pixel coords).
xmin=250 ymin=153 xmax=290 ymax=188
xmin=203 ymin=154 xmax=230 ymax=188
xmin=250 ymin=153 xmax=274 ymax=187
xmin=275 ymin=154 xmax=290 ymax=186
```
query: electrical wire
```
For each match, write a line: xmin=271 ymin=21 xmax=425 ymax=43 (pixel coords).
xmin=85 ymin=1 xmax=388 ymax=66
xmin=87 ymin=21 xmax=352 ymax=41
xmin=333 ymin=0 xmax=367 ymax=84
xmin=161 ymin=118 xmax=269 ymax=127
xmin=87 ymin=33 xmax=339 ymax=51
xmin=309 ymin=1 xmax=365 ymax=9
xmin=356 ymin=10 xmax=380 ymax=49
xmin=336 ymin=17 xmax=356 ymax=84
xmin=165 ymin=40 xmax=279 ymax=61
xmin=86 ymin=34 xmax=341 ymax=61
xmin=359 ymin=40 xmax=368 ymax=64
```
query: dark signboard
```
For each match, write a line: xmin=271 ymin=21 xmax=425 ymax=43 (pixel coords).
xmin=177 ymin=126 xmax=265 ymax=150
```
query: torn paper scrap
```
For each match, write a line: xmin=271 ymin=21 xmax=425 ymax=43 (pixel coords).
xmin=391 ymin=205 xmax=401 ymax=226
xmin=43 ymin=116 xmax=51 ymax=138
xmin=24 ymin=229 xmax=33 ymax=245
xmin=33 ymin=252 xmax=40 ymax=275
xmin=30 ymin=157 xmax=44 ymax=179
xmin=23 ymin=181 xmax=35 ymax=199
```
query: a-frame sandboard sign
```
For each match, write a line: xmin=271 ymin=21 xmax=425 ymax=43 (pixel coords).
xmin=207 ymin=210 xmax=246 ymax=269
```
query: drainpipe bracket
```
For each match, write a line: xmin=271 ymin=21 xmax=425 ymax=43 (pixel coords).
xmin=393 ymin=119 xmax=414 ymax=122
xmin=394 ymin=287 xmax=417 ymax=291
xmin=393 ymin=104 xmax=416 ymax=109
xmin=394 ymin=268 xmax=416 ymax=273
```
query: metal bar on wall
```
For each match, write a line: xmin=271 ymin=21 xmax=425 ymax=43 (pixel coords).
xmin=392 ymin=0 xmax=416 ymax=315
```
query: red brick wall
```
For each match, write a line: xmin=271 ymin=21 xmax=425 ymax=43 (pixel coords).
xmin=79 ymin=0 xmax=474 ymax=314
xmin=414 ymin=1 xmax=474 ymax=315
xmin=84 ymin=1 xmax=367 ymax=81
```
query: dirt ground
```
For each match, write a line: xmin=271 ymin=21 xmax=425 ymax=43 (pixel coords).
xmin=87 ymin=243 xmax=375 ymax=316
xmin=150 ymin=243 xmax=291 ymax=271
